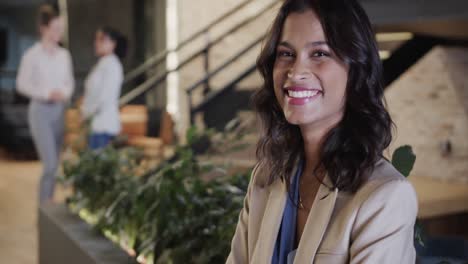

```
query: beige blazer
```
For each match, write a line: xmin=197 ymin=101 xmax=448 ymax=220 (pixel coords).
xmin=226 ymin=159 xmax=418 ymax=264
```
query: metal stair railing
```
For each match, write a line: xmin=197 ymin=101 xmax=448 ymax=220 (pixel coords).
xmin=119 ymin=0 xmax=280 ymax=107
xmin=185 ymin=34 xmax=265 ymax=122
xmin=122 ymin=0 xmax=253 ymax=85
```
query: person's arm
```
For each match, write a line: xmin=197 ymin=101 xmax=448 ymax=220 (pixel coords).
xmin=97 ymin=59 xmax=123 ymax=106
xmin=349 ymin=179 xmax=418 ymax=264
xmin=81 ymin=66 xmax=101 ymax=119
xmin=16 ymin=49 xmax=49 ymax=100
xmin=226 ymin=165 xmax=259 ymax=264
xmin=61 ymin=50 xmax=75 ymax=101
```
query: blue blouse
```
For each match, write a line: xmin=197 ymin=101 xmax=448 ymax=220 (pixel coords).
xmin=272 ymin=161 xmax=303 ymax=264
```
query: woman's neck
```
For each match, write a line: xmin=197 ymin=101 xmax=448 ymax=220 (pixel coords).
xmin=99 ymin=50 xmax=114 ymax=58
xmin=40 ymin=39 xmax=58 ymax=54
xmin=300 ymin=116 xmax=342 ymax=181
xmin=301 ymin=129 xmax=324 ymax=180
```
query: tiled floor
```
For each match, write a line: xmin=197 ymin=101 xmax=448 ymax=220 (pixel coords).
xmin=0 ymin=159 xmax=41 ymax=264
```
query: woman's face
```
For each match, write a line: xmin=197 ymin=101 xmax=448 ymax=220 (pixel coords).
xmin=94 ymin=30 xmax=116 ymax=57
xmin=40 ymin=17 xmax=64 ymax=44
xmin=273 ymin=9 xmax=349 ymax=131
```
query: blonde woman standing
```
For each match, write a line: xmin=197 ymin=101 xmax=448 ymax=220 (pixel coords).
xmin=16 ymin=4 xmax=75 ymax=204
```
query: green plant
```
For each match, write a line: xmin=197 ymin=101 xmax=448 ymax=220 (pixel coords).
xmin=61 ymin=127 xmax=251 ymax=263
xmin=62 ymin=123 xmax=422 ymax=263
xmin=142 ymin=146 xmax=249 ymax=263
xmin=391 ymin=145 xmax=416 ymax=178
xmin=62 ymin=146 xmax=143 ymax=248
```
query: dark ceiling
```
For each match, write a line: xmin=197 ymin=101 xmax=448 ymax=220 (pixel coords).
xmin=378 ymin=19 xmax=468 ymax=39
xmin=0 ymin=0 xmax=45 ymax=7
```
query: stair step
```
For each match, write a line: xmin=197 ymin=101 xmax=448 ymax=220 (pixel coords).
xmin=120 ymin=105 xmax=148 ymax=137
xmin=65 ymin=109 xmax=82 ymax=132
xmin=127 ymin=136 xmax=164 ymax=158
xmin=64 ymin=132 xmax=86 ymax=150
xmin=65 ymin=105 xmax=149 ymax=134
xmin=128 ymin=136 xmax=163 ymax=148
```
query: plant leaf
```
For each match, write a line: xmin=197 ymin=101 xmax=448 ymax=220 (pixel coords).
xmin=391 ymin=145 xmax=416 ymax=177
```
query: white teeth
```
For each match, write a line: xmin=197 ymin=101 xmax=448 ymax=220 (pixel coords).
xmin=287 ymin=90 xmax=319 ymax=98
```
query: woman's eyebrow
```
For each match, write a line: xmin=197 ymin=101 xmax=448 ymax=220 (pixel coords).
xmin=305 ymin=41 xmax=328 ymax=47
xmin=277 ymin=41 xmax=294 ymax=49
xmin=277 ymin=40 xmax=329 ymax=49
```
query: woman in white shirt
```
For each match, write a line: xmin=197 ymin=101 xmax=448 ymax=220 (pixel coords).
xmin=16 ymin=4 xmax=75 ymax=203
xmin=81 ymin=27 xmax=126 ymax=149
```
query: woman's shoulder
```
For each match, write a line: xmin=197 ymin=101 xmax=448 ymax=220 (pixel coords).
xmin=248 ymin=162 xmax=277 ymax=192
xmin=21 ymin=42 xmax=41 ymax=59
xmin=354 ymin=159 xmax=418 ymax=212
xmin=366 ymin=158 xmax=407 ymax=183
xmin=61 ymin=47 xmax=72 ymax=58
xmin=343 ymin=159 xmax=419 ymax=242
xmin=101 ymin=54 xmax=121 ymax=65
xmin=99 ymin=54 xmax=123 ymax=72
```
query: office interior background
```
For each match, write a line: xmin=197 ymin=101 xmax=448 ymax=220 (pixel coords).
xmin=0 ymin=0 xmax=467 ymax=263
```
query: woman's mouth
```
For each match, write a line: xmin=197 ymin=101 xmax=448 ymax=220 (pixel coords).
xmin=284 ymin=86 xmax=322 ymax=105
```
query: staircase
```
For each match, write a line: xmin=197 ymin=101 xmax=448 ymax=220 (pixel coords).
xmin=106 ymin=0 xmax=280 ymax=160
xmin=62 ymin=0 xmax=280 ymax=160
xmin=59 ymin=0 xmax=468 ymax=163
xmin=116 ymin=0 xmax=468 ymax=136
xmin=65 ymin=105 xmax=170 ymax=160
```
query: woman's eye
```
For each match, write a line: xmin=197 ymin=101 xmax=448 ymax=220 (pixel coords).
xmin=277 ymin=51 xmax=294 ymax=58
xmin=311 ymin=51 xmax=330 ymax=57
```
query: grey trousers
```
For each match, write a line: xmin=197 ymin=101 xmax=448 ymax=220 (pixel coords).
xmin=28 ymin=100 xmax=65 ymax=203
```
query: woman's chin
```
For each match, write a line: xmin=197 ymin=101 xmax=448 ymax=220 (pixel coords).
xmin=284 ymin=114 xmax=312 ymax=126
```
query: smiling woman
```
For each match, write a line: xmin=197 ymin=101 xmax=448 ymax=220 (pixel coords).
xmin=226 ymin=0 xmax=418 ymax=263
xmin=273 ymin=10 xmax=348 ymax=132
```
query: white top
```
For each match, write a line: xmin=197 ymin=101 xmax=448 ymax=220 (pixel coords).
xmin=81 ymin=54 xmax=123 ymax=134
xmin=287 ymin=250 xmax=296 ymax=264
xmin=16 ymin=42 xmax=75 ymax=101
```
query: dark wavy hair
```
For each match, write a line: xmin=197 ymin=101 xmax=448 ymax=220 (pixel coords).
xmin=99 ymin=26 xmax=128 ymax=60
xmin=253 ymin=0 xmax=393 ymax=192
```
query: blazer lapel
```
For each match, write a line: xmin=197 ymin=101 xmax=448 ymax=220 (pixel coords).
xmin=294 ymin=174 xmax=339 ymax=263
xmin=251 ymin=178 xmax=287 ymax=263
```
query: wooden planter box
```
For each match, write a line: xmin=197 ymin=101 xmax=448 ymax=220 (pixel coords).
xmin=39 ymin=203 xmax=137 ymax=264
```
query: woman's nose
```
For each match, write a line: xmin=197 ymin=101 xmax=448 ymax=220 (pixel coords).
xmin=287 ymin=60 xmax=312 ymax=82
